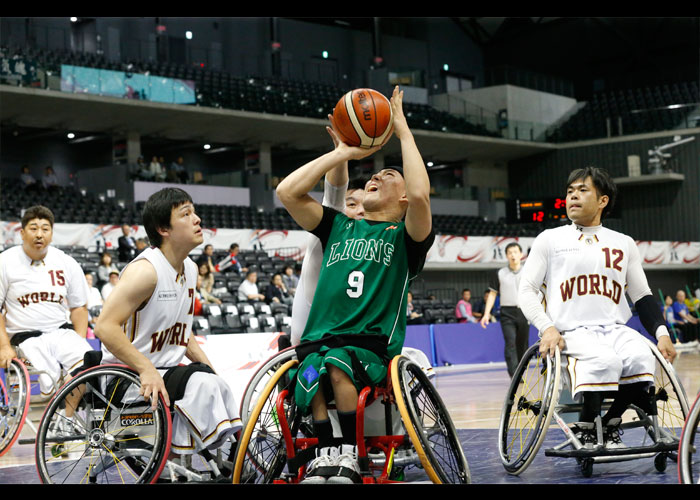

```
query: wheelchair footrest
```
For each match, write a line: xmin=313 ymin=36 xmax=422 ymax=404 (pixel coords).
xmin=545 ymin=441 xmax=679 ymax=458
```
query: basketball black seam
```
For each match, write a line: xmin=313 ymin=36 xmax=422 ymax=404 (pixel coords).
xmin=369 ymin=91 xmax=377 ymax=147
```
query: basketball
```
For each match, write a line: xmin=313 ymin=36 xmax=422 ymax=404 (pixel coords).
xmin=332 ymin=88 xmax=394 ymax=148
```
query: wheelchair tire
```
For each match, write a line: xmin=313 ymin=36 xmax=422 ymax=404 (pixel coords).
xmin=498 ymin=342 xmax=561 ymax=475
xmin=239 ymin=347 xmax=297 ymax=426
xmin=232 ymin=359 xmax=299 ymax=484
xmin=643 ymin=338 xmax=689 ymax=443
xmin=678 ymin=390 xmax=700 ymax=484
xmin=35 ymin=364 xmax=171 ymax=484
xmin=391 ymin=355 xmax=470 ymax=484
xmin=0 ymin=359 xmax=31 ymax=457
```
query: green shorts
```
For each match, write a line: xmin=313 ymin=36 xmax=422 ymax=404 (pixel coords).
xmin=293 ymin=346 xmax=388 ymax=415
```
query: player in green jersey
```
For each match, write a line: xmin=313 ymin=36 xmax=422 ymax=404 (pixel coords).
xmin=276 ymin=85 xmax=435 ymax=483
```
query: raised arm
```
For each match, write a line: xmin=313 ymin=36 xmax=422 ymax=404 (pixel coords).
xmin=276 ymin=127 xmax=381 ymax=231
xmin=94 ymin=259 xmax=168 ymax=409
xmin=390 ymin=86 xmax=432 ymax=242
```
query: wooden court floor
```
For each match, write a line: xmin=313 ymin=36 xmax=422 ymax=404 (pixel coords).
xmin=1 ymin=349 xmax=699 ymax=485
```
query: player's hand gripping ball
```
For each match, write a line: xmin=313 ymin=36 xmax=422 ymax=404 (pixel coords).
xmin=332 ymin=88 xmax=394 ymax=148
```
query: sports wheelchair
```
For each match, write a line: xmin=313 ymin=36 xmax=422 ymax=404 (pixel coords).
xmin=1 ymin=340 xmax=66 ymax=458
xmin=678 ymin=389 xmax=700 ymax=483
xmin=32 ymin=355 xmax=239 ymax=484
xmin=498 ymin=338 xmax=689 ymax=478
xmin=232 ymin=348 xmax=469 ymax=484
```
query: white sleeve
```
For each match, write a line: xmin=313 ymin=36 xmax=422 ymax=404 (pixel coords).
xmin=624 ymin=237 xmax=652 ymax=303
xmin=322 ymin=179 xmax=347 ymax=212
xmin=518 ymin=232 xmax=555 ymax=334
xmin=65 ymin=256 xmax=89 ymax=308
xmin=0 ymin=252 xmax=8 ymax=309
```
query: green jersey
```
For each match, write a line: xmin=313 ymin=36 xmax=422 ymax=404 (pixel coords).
xmin=300 ymin=206 xmax=434 ymax=358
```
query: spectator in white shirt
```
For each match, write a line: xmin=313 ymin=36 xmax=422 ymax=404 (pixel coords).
xmin=101 ymin=270 xmax=120 ymax=300
xmin=237 ymin=270 xmax=265 ymax=303
xmin=85 ymin=272 xmax=103 ymax=309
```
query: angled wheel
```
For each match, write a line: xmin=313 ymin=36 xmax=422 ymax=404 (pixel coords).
xmin=0 ymin=359 xmax=31 ymax=457
xmin=232 ymin=359 xmax=299 ymax=484
xmin=643 ymin=338 xmax=689 ymax=445
xmin=35 ymin=364 xmax=171 ymax=484
xmin=679 ymin=391 xmax=700 ymax=484
xmin=391 ymin=355 xmax=470 ymax=484
xmin=239 ymin=347 xmax=297 ymax=426
xmin=498 ymin=342 xmax=561 ymax=475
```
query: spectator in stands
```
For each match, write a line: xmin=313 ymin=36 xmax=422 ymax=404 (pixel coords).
xmin=685 ymin=289 xmax=700 ymax=316
xmin=135 ymin=238 xmax=148 ymax=256
xmin=149 ymin=155 xmax=166 ymax=182
xmin=472 ymin=289 xmax=489 ymax=321
xmin=406 ymin=291 xmax=426 ymax=325
xmin=215 ymin=243 xmax=248 ymax=274
xmin=96 ymin=252 xmax=119 ymax=288
xmin=672 ymin=290 xmax=699 ymax=345
xmin=197 ymin=244 xmax=216 ymax=273
xmin=198 ymin=262 xmax=215 ymax=296
xmin=117 ymin=224 xmax=137 ymax=262
xmin=85 ymin=272 xmax=103 ymax=309
xmin=237 ymin=270 xmax=265 ymax=303
xmin=135 ymin=156 xmax=153 ymax=181
xmin=282 ymin=265 xmax=298 ymax=296
xmin=264 ymin=273 xmax=293 ymax=306
xmin=455 ymin=288 xmax=477 ymax=323
xmin=196 ymin=273 xmax=222 ymax=305
xmin=663 ymin=295 xmax=681 ymax=337
xmin=20 ymin=164 xmax=39 ymax=192
xmin=42 ymin=166 xmax=60 ymax=192
xmin=101 ymin=270 xmax=119 ymax=300
xmin=169 ymin=156 xmax=189 ymax=184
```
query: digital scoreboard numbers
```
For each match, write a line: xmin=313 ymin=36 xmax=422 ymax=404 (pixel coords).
xmin=506 ymin=198 xmax=568 ymax=223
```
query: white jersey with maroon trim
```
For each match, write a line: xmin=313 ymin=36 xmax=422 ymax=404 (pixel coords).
xmin=0 ymin=245 xmax=88 ymax=335
xmin=101 ymin=247 xmax=198 ymax=368
xmin=519 ymin=222 xmax=651 ymax=334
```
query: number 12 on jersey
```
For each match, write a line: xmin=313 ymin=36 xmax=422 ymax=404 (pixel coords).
xmin=347 ymin=271 xmax=365 ymax=298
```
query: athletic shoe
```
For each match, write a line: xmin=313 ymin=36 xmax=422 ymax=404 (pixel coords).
xmin=301 ymin=446 xmax=339 ymax=484
xmin=572 ymin=422 xmax=598 ymax=449
xmin=46 ymin=410 xmax=81 ymax=440
xmin=603 ymin=418 xmax=626 ymax=449
xmin=326 ymin=444 xmax=362 ymax=484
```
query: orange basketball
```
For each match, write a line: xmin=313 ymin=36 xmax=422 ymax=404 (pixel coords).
xmin=332 ymin=88 xmax=394 ymax=148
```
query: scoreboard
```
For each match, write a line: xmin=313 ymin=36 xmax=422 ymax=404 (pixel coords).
xmin=506 ymin=197 xmax=568 ymax=224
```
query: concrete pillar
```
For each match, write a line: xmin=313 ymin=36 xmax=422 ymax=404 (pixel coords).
xmin=126 ymin=131 xmax=141 ymax=165
xmin=248 ymin=142 xmax=275 ymax=212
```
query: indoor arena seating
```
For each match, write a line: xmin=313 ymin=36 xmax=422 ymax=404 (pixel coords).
xmin=547 ymin=82 xmax=700 ymax=143
xmin=1 ymin=45 xmax=500 ymax=139
xmin=1 ymin=176 xmax=546 ymax=237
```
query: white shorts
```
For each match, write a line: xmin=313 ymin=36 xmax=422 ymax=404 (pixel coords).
xmin=17 ymin=329 xmax=92 ymax=396
xmin=164 ymin=371 xmax=243 ymax=455
xmin=561 ymin=324 xmax=655 ymax=401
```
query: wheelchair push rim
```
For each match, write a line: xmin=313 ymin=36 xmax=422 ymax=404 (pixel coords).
xmin=498 ymin=342 xmax=561 ymax=475
xmin=233 ymin=358 xmax=299 ymax=484
xmin=0 ymin=359 xmax=31 ymax=457
xmin=239 ymin=346 xmax=297 ymax=426
xmin=678 ymin=389 xmax=700 ymax=483
xmin=35 ymin=364 xmax=171 ymax=484
xmin=391 ymin=355 xmax=471 ymax=484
